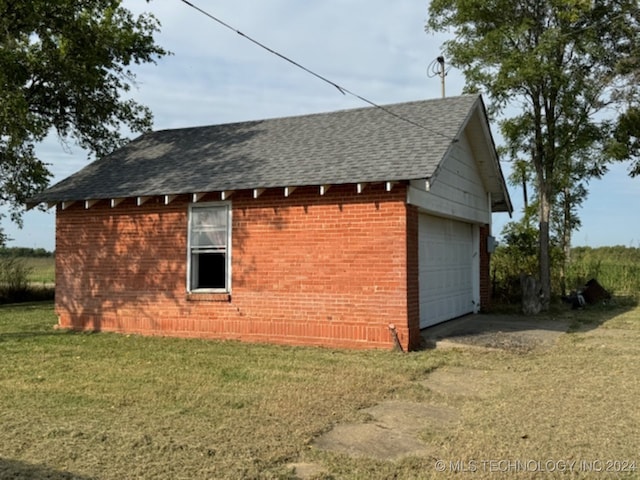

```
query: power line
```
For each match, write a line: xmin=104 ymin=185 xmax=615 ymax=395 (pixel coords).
xmin=178 ymin=0 xmax=455 ymax=141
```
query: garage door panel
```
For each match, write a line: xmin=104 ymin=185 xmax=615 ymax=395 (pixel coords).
xmin=419 ymin=214 xmax=474 ymax=328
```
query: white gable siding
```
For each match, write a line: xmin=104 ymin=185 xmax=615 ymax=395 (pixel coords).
xmin=407 ymin=131 xmax=490 ymax=224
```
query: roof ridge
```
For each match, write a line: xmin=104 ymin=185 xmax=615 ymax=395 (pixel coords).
xmin=152 ymin=94 xmax=481 ymax=134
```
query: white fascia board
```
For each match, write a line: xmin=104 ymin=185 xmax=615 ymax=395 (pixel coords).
xmin=407 ymin=183 xmax=490 ymax=224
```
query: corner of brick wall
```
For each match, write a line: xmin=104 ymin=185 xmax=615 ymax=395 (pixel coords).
xmin=479 ymin=224 xmax=491 ymax=311
xmin=405 ymin=204 xmax=421 ymax=351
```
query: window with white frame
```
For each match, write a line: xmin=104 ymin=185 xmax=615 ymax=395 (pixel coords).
xmin=188 ymin=203 xmax=231 ymax=292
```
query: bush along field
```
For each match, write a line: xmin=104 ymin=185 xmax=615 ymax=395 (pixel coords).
xmin=491 ymin=243 xmax=640 ymax=305
xmin=0 ymin=248 xmax=55 ymax=303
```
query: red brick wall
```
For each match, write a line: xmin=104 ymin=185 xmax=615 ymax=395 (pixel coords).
xmin=55 ymin=184 xmax=419 ymax=350
xmin=479 ymin=224 xmax=491 ymax=310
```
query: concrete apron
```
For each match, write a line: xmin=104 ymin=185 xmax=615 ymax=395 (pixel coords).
xmin=421 ymin=313 xmax=570 ymax=352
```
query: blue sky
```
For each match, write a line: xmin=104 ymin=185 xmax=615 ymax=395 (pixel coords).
xmin=7 ymin=0 xmax=639 ymax=251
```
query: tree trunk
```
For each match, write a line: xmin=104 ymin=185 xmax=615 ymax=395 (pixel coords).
xmin=522 ymin=170 xmax=528 ymax=210
xmin=520 ymin=274 xmax=542 ymax=315
xmin=539 ymin=186 xmax=552 ymax=311
xmin=532 ymin=92 xmax=552 ymax=312
xmin=560 ymin=186 xmax=571 ymax=296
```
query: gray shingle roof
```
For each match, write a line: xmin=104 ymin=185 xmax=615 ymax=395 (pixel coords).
xmin=29 ymin=94 xmax=492 ymax=204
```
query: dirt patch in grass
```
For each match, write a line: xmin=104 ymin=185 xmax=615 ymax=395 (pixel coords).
xmin=423 ymin=367 xmax=518 ymax=398
xmin=286 ymin=462 xmax=327 ymax=480
xmin=313 ymin=401 xmax=457 ymax=460
xmin=310 ymin=367 xmax=514 ymax=463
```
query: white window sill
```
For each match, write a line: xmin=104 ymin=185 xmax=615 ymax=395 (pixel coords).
xmin=186 ymin=292 xmax=231 ymax=302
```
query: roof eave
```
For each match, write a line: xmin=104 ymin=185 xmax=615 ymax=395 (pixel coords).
xmin=25 ymin=179 xmax=415 ymax=210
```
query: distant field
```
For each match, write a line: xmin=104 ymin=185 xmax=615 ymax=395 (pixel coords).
xmin=568 ymin=246 xmax=640 ymax=297
xmin=21 ymin=257 xmax=55 ymax=284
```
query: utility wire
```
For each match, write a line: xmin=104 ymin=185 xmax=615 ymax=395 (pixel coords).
xmin=179 ymin=0 xmax=455 ymax=141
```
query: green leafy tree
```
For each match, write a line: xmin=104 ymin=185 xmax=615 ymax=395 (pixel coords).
xmin=0 ymin=0 xmax=168 ymax=244
xmin=426 ymin=0 xmax=640 ymax=310
xmin=610 ymin=106 xmax=640 ymax=176
xmin=608 ymin=28 xmax=640 ymax=176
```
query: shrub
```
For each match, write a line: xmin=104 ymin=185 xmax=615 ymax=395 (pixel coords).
xmin=491 ymin=220 xmax=540 ymax=303
xmin=0 ymin=257 xmax=33 ymax=303
xmin=491 ymin=220 xmax=565 ymax=303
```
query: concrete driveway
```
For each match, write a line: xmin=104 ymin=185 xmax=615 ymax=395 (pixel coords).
xmin=421 ymin=313 xmax=571 ymax=352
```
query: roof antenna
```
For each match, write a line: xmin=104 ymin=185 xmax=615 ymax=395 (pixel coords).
xmin=427 ymin=56 xmax=449 ymax=98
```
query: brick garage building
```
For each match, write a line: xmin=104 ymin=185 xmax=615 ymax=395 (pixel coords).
xmin=29 ymin=95 xmax=512 ymax=351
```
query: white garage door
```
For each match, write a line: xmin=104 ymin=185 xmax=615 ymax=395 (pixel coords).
xmin=419 ymin=214 xmax=474 ymax=328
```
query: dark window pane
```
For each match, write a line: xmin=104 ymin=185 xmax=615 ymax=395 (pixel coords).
xmin=196 ymin=252 xmax=226 ymax=289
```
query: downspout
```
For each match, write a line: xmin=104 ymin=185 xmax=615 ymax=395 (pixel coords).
xmin=388 ymin=324 xmax=404 ymax=353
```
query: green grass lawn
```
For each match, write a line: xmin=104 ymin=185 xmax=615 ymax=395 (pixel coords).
xmin=0 ymin=302 xmax=450 ymax=479
xmin=1 ymin=302 xmax=639 ymax=479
